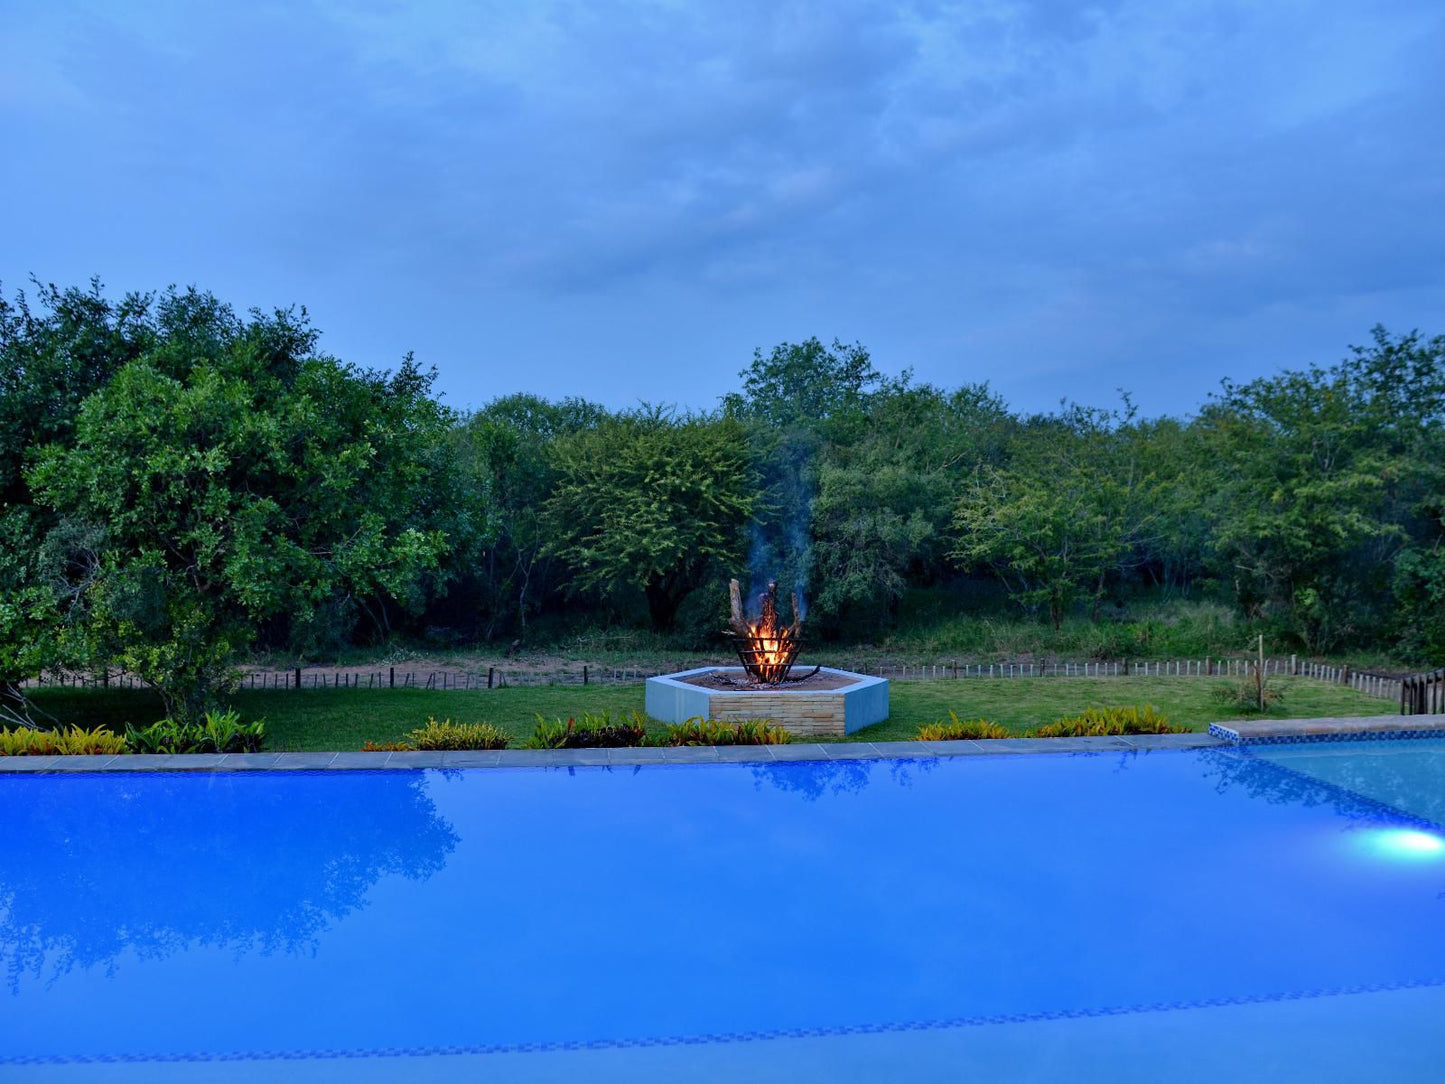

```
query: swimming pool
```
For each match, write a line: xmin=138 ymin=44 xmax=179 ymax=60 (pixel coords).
xmin=3 ymin=739 xmax=1444 ymax=1081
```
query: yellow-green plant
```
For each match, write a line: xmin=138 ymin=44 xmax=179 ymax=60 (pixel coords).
xmin=0 ymin=725 xmax=126 ymax=756
xmin=405 ymin=719 xmax=510 ymax=751
xmin=662 ymin=718 xmax=791 ymax=746
xmin=1031 ymin=705 xmax=1181 ymax=737
xmin=915 ymin=712 xmax=1009 ymax=741
xmin=525 ymin=711 xmax=648 ymax=749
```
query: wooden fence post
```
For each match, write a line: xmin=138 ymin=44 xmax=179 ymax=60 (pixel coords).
xmin=487 ymin=667 xmax=494 ymax=690
xmin=294 ymin=667 xmax=301 ymax=690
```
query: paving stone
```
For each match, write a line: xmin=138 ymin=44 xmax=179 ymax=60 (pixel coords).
xmin=761 ymin=744 xmax=830 ymax=761
xmin=821 ymin=742 xmax=882 ymax=759
xmin=0 ymin=755 xmax=59 ymax=771
xmin=379 ymin=751 xmax=443 ymax=769
xmin=661 ymin=746 xmax=721 ymax=763
xmin=216 ymin=753 xmax=282 ymax=770
xmin=269 ymin=752 xmax=341 ymax=770
xmin=871 ymin=740 xmax=947 ymax=757
xmin=607 ymin=747 xmax=668 ymax=763
xmin=328 ymin=751 xmax=397 ymax=768
xmin=440 ymin=751 xmax=503 ymax=768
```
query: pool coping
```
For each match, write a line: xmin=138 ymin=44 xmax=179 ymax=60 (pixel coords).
xmin=4 ymin=716 xmax=1435 ymax=772
xmin=0 ymin=732 xmax=1226 ymax=771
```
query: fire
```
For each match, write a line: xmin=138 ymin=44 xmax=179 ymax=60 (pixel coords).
xmin=729 ymin=578 xmax=803 ymax=684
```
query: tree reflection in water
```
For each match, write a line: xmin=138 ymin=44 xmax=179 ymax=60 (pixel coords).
xmin=749 ymin=755 xmax=937 ymax=800
xmin=1197 ymin=746 xmax=1437 ymax=827
xmin=0 ymin=771 xmax=458 ymax=989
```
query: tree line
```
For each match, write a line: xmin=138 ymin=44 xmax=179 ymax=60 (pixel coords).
xmin=2 ymin=280 xmax=1442 ymax=721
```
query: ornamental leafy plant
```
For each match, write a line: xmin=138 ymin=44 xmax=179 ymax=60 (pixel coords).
xmin=526 ymin=711 xmax=648 ymax=749
xmin=124 ymin=710 xmax=265 ymax=754
xmin=915 ymin=713 xmax=1009 ymax=741
xmin=405 ymin=719 xmax=510 ymax=750
xmin=661 ymin=718 xmax=791 ymax=746
xmin=0 ymin=725 xmax=126 ymax=756
xmin=1030 ymin=705 xmax=1180 ymax=737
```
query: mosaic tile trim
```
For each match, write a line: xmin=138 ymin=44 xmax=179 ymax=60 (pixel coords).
xmin=1208 ymin=723 xmax=1445 ymax=745
xmin=6 ymin=976 xmax=1443 ymax=1066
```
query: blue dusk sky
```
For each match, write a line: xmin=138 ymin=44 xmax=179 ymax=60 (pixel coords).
xmin=3 ymin=1 xmax=1442 ymax=418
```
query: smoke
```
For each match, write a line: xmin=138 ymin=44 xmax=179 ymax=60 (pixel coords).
xmin=745 ymin=489 xmax=813 ymax=622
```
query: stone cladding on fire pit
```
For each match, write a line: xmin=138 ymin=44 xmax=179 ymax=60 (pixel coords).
xmin=644 ymin=665 xmax=888 ymax=738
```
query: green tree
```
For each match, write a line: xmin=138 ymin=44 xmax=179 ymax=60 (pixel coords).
xmin=544 ymin=409 xmax=758 ymax=631
xmin=951 ymin=404 xmax=1164 ymax=629
xmin=810 ymin=378 xmax=1014 ymax=629
xmin=1196 ymin=326 xmax=1443 ymax=650
xmin=28 ymin=291 xmax=454 ymax=720
xmin=453 ymin=395 xmax=607 ymax=639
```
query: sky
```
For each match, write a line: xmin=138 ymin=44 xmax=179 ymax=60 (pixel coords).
xmin=3 ymin=0 xmax=1443 ymax=419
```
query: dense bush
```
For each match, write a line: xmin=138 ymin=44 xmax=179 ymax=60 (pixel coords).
xmin=1030 ymin=705 xmax=1181 ymax=737
xmin=915 ymin=713 xmax=1009 ymax=741
xmin=405 ymin=718 xmax=510 ymax=750
xmin=525 ymin=711 xmax=648 ymax=749
xmin=662 ymin=718 xmax=791 ymax=746
xmin=0 ymin=725 xmax=126 ymax=756
xmin=124 ymin=710 xmax=265 ymax=754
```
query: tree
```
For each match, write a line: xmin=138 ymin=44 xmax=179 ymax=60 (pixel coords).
xmin=452 ymin=395 xmax=607 ymax=639
xmin=810 ymin=378 xmax=1014 ymax=629
xmin=544 ymin=409 xmax=758 ymax=631
xmin=1195 ymin=326 xmax=1444 ymax=650
xmin=27 ymin=290 xmax=454 ymax=720
xmin=951 ymin=404 xmax=1164 ymax=629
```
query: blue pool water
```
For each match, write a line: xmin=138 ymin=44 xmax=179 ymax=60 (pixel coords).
xmin=3 ymin=741 xmax=1445 ymax=1082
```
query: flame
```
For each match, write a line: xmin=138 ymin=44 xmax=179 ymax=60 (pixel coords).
xmin=741 ymin=608 xmax=797 ymax=683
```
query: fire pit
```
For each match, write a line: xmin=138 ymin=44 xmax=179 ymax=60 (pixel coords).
xmin=726 ymin=578 xmax=816 ymax=685
xmin=643 ymin=579 xmax=889 ymax=737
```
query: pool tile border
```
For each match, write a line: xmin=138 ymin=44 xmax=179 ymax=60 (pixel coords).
xmin=1208 ymin=714 xmax=1445 ymax=745
xmin=7 ymin=975 xmax=1443 ymax=1067
xmin=0 ymin=732 xmax=1229 ymax=772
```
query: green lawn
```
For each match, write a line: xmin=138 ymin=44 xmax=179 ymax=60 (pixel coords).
xmin=28 ymin=675 xmax=1396 ymax=751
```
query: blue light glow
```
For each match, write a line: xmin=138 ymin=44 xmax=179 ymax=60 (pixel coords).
xmin=1365 ymin=829 xmax=1445 ymax=860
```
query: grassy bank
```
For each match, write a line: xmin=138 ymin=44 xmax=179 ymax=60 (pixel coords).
xmin=27 ymin=675 xmax=1395 ymax=752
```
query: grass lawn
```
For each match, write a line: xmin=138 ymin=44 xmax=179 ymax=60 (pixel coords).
xmin=28 ymin=675 xmax=1396 ymax=751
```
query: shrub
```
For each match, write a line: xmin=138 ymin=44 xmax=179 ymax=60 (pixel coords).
xmin=125 ymin=711 xmax=266 ymax=754
xmin=0 ymin=725 xmax=126 ymax=756
xmin=915 ymin=712 xmax=1009 ymax=741
xmin=525 ymin=711 xmax=648 ymax=749
xmin=405 ymin=719 xmax=510 ymax=750
xmin=361 ymin=740 xmax=414 ymax=752
xmin=1212 ymin=675 xmax=1285 ymax=713
xmin=1031 ymin=705 xmax=1182 ymax=737
xmin=662 ymin=718 xmax=792 ymax=746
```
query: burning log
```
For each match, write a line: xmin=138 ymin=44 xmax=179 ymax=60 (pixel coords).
xmin=727 ymin=578 xmax=811 ymax=684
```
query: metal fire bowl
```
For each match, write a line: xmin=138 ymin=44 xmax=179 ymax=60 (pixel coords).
xmin=729 ymin=636 xmax=805 ymax=685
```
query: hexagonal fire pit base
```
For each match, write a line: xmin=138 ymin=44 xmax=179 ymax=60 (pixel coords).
xmin=644 ymin=665 xmax=889 ymax=738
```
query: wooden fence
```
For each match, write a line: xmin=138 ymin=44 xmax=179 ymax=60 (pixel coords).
xmin=1401 ymin=668 xmax=1445 ymax=715
xmin=17 ymin=655 xmax=1410 ymax=703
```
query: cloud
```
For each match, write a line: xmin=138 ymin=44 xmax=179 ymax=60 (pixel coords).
xmin=2 ymin=0 xmax=1442 ymax=415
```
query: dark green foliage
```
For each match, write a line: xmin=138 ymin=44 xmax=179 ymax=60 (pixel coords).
xmin=525 ymin=710 xmax=649 ymax=749
xmin=124 ymin=710 xmax=265 ymax=754
xmin=544 ymin=409 xmax=758 ymax=631
xmin=3 ymin=277 xmax=1442 ymax=674
xmin=661 ymin=718 xmax=792 ymax=745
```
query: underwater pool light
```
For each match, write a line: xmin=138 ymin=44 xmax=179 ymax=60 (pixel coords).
xmin=1368 ymin=828 xmax=1445 ymax=859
